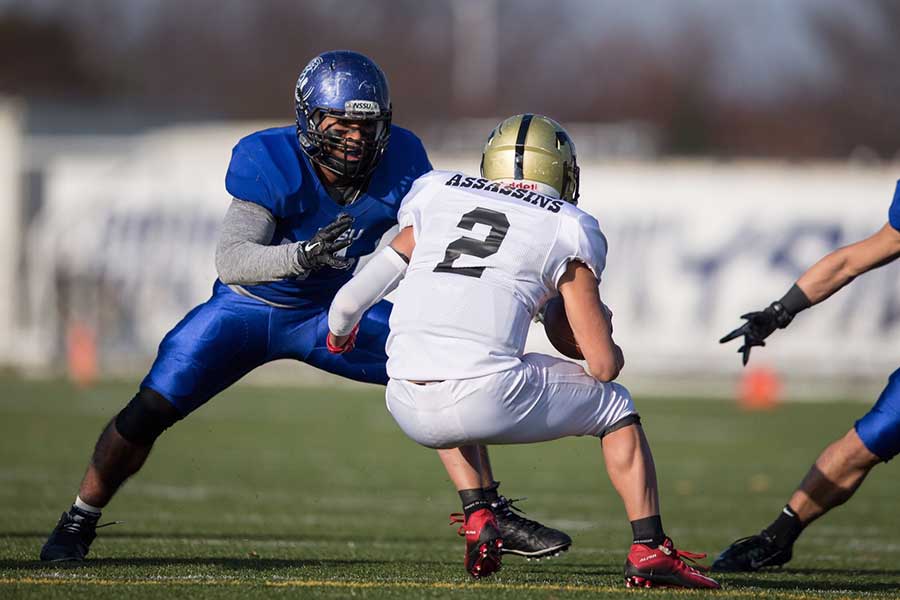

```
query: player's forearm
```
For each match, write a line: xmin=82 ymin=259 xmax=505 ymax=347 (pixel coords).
xmin=215 ymin=199 xmax=304 ymax=284
xmin=328 ymin=247 xmax=408 ymax=336
xmin=795 ymin=249 xmax=855 ymax=306
xmin=795 ymin=223 xmax=900 ymax=306
xmin=216 ymin=240 xmax=302 ymax=284
xmin=558 ymin=262 xmax=622 ymax=381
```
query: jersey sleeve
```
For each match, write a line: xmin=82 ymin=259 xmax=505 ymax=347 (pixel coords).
xmin=406 ymin=130 xmax=433 ymax=179
xmin=889 ymin=180 xmax=900 ymax=231
xmin=549 ymin=212 xmax=609 ymax=288
xmin=397 ymin=171 xmax=448 ymax=232
xmin=224 ymin=131 xmax=302 ymax=217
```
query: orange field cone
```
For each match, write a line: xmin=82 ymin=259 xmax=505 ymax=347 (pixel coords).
xmin=739 ymin=366 xmax=782 ymax=410
xmin=66 ymin=320 xmax=99 ymax=388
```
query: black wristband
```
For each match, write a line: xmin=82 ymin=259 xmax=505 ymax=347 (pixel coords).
xmin=778 ymin=284 xmax=812 ymax=316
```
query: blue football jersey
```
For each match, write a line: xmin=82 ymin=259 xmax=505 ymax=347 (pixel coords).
xmin=224 ymin=124 xmax=432 ymax=308
xmin=889 ymin=180 xmax=900 ymax=231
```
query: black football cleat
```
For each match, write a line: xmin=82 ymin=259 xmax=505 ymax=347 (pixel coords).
xmin=492 ymin=495 xmax=572 ymax=559
xmin=712 ymin=532 xmax=793 ymax=572
xmin=40 ymin=507 xmax=105 ymax=562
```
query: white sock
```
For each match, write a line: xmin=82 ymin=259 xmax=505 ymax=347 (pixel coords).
xmin=74 ymin=496 xmax=103 ymax=515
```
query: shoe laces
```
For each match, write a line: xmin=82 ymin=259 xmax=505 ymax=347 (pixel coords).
xmin=660 ymin=539 xmax=710 ymax=572
xmin=494 ymin=496 xmax=545 ymax=532
xmin=449 ymin=513 xmax=466 ymax=537
xmin=62 ymin=516 xmax=121 ymax=536
xmin=733 ymin=533 xmax=781 ymax=561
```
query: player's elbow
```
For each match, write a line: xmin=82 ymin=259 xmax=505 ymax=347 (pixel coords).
xmin=586 ymin=358 xmax=622 ymax=382
xmin=215 ymin=246 xmax=235 ymax=283
xmin=587 ymin=363 xmax=620 ymax=383
xmin=327 ymin=290 xmax=360 ymax=336
xmin=215 ymin=243 xmax=241 ymax=284
xmin=585 ymin=345 xmax=624 ymax=382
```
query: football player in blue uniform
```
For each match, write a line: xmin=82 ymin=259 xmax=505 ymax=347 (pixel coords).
xmin=40 ymin=51 xmax=570 ymax=563
xmin=714 ymin=179 xmax=900 ymax=571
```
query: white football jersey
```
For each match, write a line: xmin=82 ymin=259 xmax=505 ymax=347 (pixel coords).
xmin=386 ymin=170 xmax=608 ymax=381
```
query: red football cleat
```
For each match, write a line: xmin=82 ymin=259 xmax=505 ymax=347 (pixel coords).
xmin=450 ymin=509 xmax=503 ymax=578
xmin=624 ymin=538 xmax=720 ymax=589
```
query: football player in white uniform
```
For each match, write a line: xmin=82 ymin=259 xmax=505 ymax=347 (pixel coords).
xmin=325 ymin=114 xmax=719 ymax=588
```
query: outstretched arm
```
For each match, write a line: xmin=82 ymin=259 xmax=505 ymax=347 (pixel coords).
xmin=216 ymin=199 xmax=300 ymax=283
xmin=216 ymin=199 xmax=355 ymax=284
xmin=326 ymin=227 xmax=416 ymax=352
xmin=797 ymin=223 xmax=900 ymax=304
xmin=721 ymin=222 xmax=900 ymax=365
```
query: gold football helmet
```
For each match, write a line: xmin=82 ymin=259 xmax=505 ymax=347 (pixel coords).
xmin=481 ymin=114 xmax=580 ymax=204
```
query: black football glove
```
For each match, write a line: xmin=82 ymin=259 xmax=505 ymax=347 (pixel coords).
xmin=719 ymin=301 xmax=794 ymax=366
xmin=297 ymin=213 xmax=354 ymax=271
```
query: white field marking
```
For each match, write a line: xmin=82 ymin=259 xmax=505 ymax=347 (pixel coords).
xmin=116 ymin=487 xmax=432 ymax=511
xmin=0 ymin=468 xmax=55 ymax=482
xmin=540 ymin=519 xmax=599 ymax=532
xmin=811 ymin=525 xmax=886 ymax=537
xmin=34 ymin=573 xmax=240 ymax=582
xmin=127 ymin=483 xmax=211 ymax=501
xmin=843 ymin=539 xmax=900 ymax=553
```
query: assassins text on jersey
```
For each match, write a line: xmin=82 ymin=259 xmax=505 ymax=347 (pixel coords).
xmin=445 ymin=174 xmax=565 ymax=213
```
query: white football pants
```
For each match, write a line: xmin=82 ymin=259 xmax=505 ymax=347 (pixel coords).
xmin=385 ymin=353 xmax=637 ymax=449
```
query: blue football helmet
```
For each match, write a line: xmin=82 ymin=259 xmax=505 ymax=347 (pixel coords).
xmin=295 ymin=50 xmax=392 ymax=180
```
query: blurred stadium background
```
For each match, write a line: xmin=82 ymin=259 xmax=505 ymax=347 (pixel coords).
xmin=2 ymin=0 xmax=899 ymax=400
xmin=3 ymin=2 xmax=900 ymax=597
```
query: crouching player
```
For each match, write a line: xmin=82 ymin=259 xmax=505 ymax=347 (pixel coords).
xmin=714 ymin=179 xmax=900 ymax=571
xmin=40 ymin=52 xmax=568 ymax=563
xmin=326 ymin=114 xmax=720 ymax=588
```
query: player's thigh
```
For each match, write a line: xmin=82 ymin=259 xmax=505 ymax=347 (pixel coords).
xmin=855 ymin=366 xmax=900 ymax=461
xmin=303 ymin=300 xmax=392 ymax=385
xmin=475 ymin=353 xmax=636 ymax=444
xmin=141 ymin=292 xmax=270 ymax=414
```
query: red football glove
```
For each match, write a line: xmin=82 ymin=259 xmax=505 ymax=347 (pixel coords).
xmin=326 ymin=324 xmax=359 ymax=354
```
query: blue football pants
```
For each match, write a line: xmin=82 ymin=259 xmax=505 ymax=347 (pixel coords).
xmin=855 ymin=366 xmax=900 ymax=461
xmin=141 ymin=283 xmax=391 ymax=415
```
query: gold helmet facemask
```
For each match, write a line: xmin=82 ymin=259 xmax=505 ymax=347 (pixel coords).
xmin=480 ymin=114 xmax=580 ymax=204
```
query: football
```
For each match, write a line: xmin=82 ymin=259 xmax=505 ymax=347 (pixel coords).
xmin=542 ymin=297 xmax=584 ymax=359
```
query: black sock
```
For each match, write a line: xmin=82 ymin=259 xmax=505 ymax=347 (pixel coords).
xmin=483 ymin=481 xmax=501 ymax=505
xmin=631 ymin=515 xmax=665 ymax=547
xmin=763 ymin=505 xmax=803 ymax=548
xmin=459 ymin=488 xmax=490 ymax=519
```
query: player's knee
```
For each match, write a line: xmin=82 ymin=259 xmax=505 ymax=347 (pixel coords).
xmin=599 ymin=413 xmax=642 ymax=440
xmin=855 ymin=409 xmax=900 ymax=462
xmin=114 ymin=388 xmax=183 ymax=446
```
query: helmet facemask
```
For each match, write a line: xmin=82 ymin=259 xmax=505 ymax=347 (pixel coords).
xmin=293 ymin=50 xmax=393 ymax=182
xmin=298 ymin=106 xmax=392 ymax=181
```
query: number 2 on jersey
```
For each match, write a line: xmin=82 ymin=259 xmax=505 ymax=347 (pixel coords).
xmin=434 ymin=207 xmax=510 ymax=278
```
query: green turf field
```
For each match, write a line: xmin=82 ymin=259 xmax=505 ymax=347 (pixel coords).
xmin=1 ymin=374 xmax=898 ymax=599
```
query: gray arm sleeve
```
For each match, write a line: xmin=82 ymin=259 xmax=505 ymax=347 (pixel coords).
xmin=215 ymin=199 xmax=305 ymax=284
